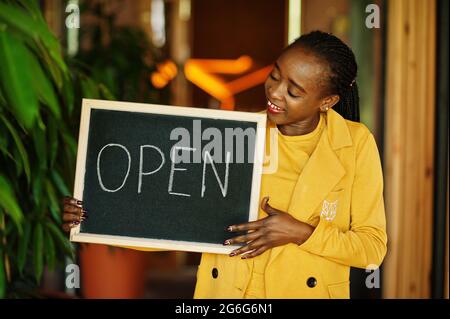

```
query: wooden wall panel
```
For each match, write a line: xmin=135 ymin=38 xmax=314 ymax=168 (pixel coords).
xmin=383 ymin=0 xmax=436 ymax=298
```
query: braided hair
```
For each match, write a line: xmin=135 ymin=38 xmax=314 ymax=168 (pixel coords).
xmin=288 ymin=31 xmax=360 ymax=122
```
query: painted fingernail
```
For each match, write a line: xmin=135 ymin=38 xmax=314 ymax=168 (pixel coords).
xmin=227 ymin=226 xmax=233 ymax=232
xmin=223 ymin=240 xmax=230 ymax=246
xmin=229 ymin=252 xmax=235 ymax=257
xmin=73 ymin=221 xmax=80 ymax=226
xmin=77 ymin=200 xmax=83 ymax=205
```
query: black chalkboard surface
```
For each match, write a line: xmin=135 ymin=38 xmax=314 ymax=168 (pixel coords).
xmin=70 ymin=99 xmax=266 ymax=254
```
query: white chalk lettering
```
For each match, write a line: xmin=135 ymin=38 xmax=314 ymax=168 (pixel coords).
xmin=138 ymin=145 xmax=165 ymax=194
xmin=97 ymin=143 xmax=131 ymax=192
xmin=168 ymin=146 xmax=196 ymax=197
xmin=201 ymin=151 xmax=230 ymax=198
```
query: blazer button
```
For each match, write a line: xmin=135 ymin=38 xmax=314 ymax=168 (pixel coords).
xmin=307 ymin=277 xmax=317 ymax=288
xmin=212 ymin=268 xmax=219 ymax=279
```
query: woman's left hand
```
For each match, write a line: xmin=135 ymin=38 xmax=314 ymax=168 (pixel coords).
xmin=224 ymin=196 xmax=315 ymax=259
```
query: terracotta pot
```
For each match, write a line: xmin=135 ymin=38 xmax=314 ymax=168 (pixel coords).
xmin=79 ymin=244 xmax=148 ymax=298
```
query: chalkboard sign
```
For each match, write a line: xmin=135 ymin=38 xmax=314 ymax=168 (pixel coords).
xmin=70 ymin=99 xmax=266 ymax=254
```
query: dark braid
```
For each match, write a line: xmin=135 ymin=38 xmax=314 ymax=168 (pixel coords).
xmin=288 ymin=31 xmax=360 ymax=122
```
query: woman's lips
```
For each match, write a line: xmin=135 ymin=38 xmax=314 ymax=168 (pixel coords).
xmin=267 ymin=100 xmax=285 ymax=114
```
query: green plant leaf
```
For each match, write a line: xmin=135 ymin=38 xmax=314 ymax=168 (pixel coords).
xmin=32 ymin=171 xmax=43 ymax=206
xmin=0 ymin=175 xmax=23 ymax=232
xmin=98 ymin=83 xmax=115 ymax=100
xmin=48 ymin=120 xmax=58 ymax=167
xmin=0 ymin=115 xmax=31 ymax=184
xmin=17 ymin=221 xmax=31 ymax=275
xmin=33 ymin=126 xmax=48 ymax=171
xmin=61 ymin=129 xmax=77 ymax=157
xmin=12 ymin=147 xmax=23 ymax=177
xmin=37 ymin=32 xmax=68 ymax=86
xmin=33 ymin=223 xmax=44 ymax=283
xmin=0 ymin=87 xmax=6 ymax=106
xmin=44 ymin=228 xmax=56 ymax=271
xmin=0 ymin=28 xmax=39 ymax=130
xmin=0 ymin=2 xmax=40 ymax=41
xmin=46 ymin=222 xmax=74 ymax=261
xmin=28 ymin=53 xmax=61 ymax=119
xmin=51 ymin=170 xmax=70 ymax=196
xmin=16 ymin=0 xmax=43 ymax=20
xmin=62 ymin=76 xmax=75 ymax=115
xmin=0 ymin=2 xmax=68 ymax=84
xmin=35 ymin=40 xmax=65 ymax=90
xmin=0 ymin=145 xmax=14 ymax=161
xmin=0 ymin=246 xmax=5 ymax=298
xmin=0 ymin=125 xmax=13 ymax=160
xmin=81 ymin=76 xmax=100 ymax=99
xmin=45 ymin=179 xmax=61 ymax=224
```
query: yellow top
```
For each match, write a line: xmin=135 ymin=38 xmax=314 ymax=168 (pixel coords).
xmin=244 ymin=113 xmax=325 ymax=298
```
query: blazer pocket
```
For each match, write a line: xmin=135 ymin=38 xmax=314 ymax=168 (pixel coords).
xmin=327 ymin=280 xmax=350 ymax=299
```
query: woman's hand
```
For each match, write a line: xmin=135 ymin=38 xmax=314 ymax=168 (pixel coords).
xmin=224 ymin=197 xmax=315 ymax=259
xmin=62 ymin=197 xmax=88 ymax=232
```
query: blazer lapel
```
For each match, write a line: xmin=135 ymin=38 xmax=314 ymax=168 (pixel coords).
xmin=287 ymin=128 xmax=346 ymax=221
xmin=266 ymin=110 xmax=351 ymax=268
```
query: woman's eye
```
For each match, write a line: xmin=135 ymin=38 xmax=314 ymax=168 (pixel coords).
xmin=288 ymin=90 xmax=299 ymax=98
xmin=269 ymin=73 xmax=279 ymax=81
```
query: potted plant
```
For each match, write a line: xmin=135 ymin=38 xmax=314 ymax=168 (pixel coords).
xmin=69 ymin=1 xmax=171 ymax=299
xmin=0 ymin=0 xmax=112 ymax=298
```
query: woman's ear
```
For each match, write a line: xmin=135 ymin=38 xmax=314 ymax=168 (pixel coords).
xmin=320 ymin=95 xmax=340 ymax=112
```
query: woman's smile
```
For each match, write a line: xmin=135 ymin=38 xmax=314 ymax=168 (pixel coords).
xmin=267 ymin=100 xmax=285 ymax=114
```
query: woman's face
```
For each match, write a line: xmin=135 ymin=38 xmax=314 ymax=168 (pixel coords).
xmin=264 ymin=47 xmax=335 ymax=127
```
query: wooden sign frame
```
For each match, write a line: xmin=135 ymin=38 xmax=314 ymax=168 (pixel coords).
xmin=70 ymin=99 xmax=267 ymax=254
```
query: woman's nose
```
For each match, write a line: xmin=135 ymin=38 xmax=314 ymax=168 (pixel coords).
xmin=269 ymin=82 xmax=284 ymax=102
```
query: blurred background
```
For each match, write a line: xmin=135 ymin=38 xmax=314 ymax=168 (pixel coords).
xmin=0 ymin=0 xmax=447 ymax=299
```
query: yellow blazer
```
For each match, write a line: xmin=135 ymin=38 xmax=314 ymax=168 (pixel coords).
xmin=193 ymin=109 xmax=387 ymax=299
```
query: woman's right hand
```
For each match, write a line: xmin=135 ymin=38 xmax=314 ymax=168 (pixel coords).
xmin=62 ymin=197 xmax=88 ymax=232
